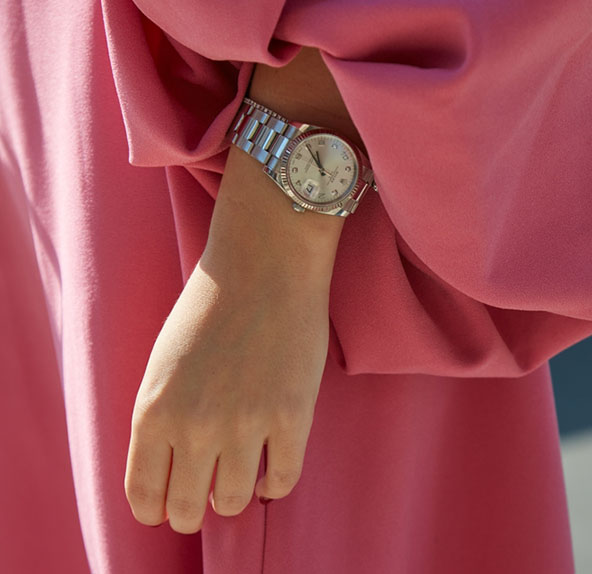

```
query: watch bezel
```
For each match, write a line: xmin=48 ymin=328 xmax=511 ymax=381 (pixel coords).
xmin=277 ymin=128 xmax=366 ymax=214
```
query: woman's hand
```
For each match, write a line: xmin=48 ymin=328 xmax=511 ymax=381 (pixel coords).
xmin=124 ymin=46 xmax=357 ymax=534
xmin=124 ymin=138 xmax=342 ymax=535
xmin=124 ymin=249 xmax=330 ymax=533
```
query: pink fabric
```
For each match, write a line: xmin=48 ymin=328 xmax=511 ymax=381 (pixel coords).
xmin=1 ymin=0 xmax=590 ymax=572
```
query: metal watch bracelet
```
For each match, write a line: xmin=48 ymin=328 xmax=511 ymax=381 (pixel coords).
xmin=227 ymin=97 xmax=379 ymax=194
xmin=228 ymin=97 xmax=299 ymax=172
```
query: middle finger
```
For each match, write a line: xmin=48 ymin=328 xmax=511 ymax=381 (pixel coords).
xmin=166 ymin=442 xmax=218 ymax=534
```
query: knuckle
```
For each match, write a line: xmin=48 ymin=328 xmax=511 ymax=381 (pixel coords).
xmin=268 ymin=466 xmax=302 ymax=490
xmin=125 ymin=483 xmax=165 ymax=524
xmin=130 ymin=404 xmax=171 ymax=442
xmin=133 ymin=387 xmax=169 ymax=424
xmin=272 ymin=408 xmax=300 ymax=432
xmin=125 ymin=482 xmax=162 ymax=508
xmin=166 ymin=497 xmax=203 ymax=521
xmin=273 ymin=398 xmax=312 ymax=430
xmin=229 ymin=413 xmax=264 ymax=439
xmin=172 ymin=420 xmax=215 ymax=446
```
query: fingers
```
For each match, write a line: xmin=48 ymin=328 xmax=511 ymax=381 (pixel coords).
xmin=254 ymin=422 xmax=309 ymax=502
xmin=211 ymin=439 xmax=264 ymax=516
xmin=165 ymin=442 xmax=218 ymax=534
xmin=124 ymin=426 xmax=172 ymax=526
xmin=125 ymin=421 xmax=311 ymax=533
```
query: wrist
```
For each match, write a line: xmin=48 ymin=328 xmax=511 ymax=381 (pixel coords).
xmin=201 ymin=46 xmax=364 ymax=295
xmin=204 ymin=144 xmax=342 ymax=294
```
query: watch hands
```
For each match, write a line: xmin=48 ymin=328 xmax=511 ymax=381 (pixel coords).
xmin=313 ymin=150 xmax=336 ymax=176
xmin=305 ymin=144 xmax=327 ymax=176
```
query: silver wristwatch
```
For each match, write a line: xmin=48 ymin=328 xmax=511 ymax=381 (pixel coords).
xmin=226 ymin=97 xmax=378 ymax=217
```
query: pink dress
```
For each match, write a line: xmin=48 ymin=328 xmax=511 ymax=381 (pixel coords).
xmin=1 ymin=0 xmax=591 ymax=572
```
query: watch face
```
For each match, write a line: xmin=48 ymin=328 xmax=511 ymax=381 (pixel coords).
xmin=285 ymin=133 xmax=359 ymax=205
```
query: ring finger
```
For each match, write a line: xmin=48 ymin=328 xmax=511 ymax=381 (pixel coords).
xmin=165 ymin=442 xmax=218 ymax=534
xmin=212 ymin=438 xmax=265 ymax=516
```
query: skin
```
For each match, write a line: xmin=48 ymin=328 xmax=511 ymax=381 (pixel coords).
xmin=123 ymin=47 xmax=364 ymax=533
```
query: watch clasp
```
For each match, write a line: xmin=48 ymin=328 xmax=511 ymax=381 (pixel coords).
xmin=362 ymin=166 xmax=379 ymax=194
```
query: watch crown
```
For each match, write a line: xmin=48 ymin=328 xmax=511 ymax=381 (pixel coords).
xmin=292 ymin=202 xmax=306 ymax=213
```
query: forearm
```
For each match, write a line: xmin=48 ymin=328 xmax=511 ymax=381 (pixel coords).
xmin=246 ymin=47 xmax=366 ymax=155
xmin=202 ymin=47 xmax=363 ymax=293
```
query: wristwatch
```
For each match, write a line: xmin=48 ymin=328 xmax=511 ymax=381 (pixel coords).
xmin=225 ymin=97 xmax=378 ymax=217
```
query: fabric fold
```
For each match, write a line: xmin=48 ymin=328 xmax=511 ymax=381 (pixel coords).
xmin=101 ymin=0 xmax=592 ymax=376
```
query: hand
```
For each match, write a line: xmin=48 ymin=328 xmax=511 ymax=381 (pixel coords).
xmin=124 ymin=45 xmax=350 ymax=535
xmin=123 ymin=250 xmax=330 ymax=534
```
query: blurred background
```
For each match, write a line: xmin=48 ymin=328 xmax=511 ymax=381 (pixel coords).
xmin=550 ymin=336 xmax=592 ymax=573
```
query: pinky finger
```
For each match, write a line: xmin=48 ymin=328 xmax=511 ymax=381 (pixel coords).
xmin=255 ymin=427 xmax=309 ymax=501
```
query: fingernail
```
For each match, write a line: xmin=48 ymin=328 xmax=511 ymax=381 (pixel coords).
xmin=259 ymin=496 xmax=273 ymax=505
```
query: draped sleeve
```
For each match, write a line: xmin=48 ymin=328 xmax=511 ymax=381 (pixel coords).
xmin=100 ymin=0 xmax=592 ymax=377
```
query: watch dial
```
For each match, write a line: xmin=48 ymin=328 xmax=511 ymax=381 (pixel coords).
xmin=286 ymin=134 xmax=358 ymax=205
